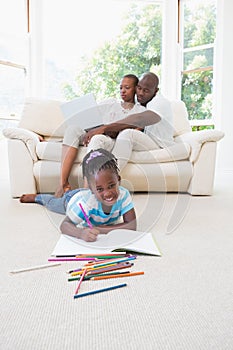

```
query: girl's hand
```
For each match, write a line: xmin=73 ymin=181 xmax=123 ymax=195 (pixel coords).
xmin=80 ymin=227 xmax=100 ymax=242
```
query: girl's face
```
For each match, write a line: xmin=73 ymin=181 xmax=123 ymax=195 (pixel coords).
xmin=89 ymin=169 xmax=120 ymax=210
xmin=119 ymin=77 xmax=136 ymax=103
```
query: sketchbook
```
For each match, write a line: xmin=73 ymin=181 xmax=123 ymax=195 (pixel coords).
xmin=60 ymin=93 xmax=103 ymax=130
xmin=51 ymin=229 xmax=162 ymax=257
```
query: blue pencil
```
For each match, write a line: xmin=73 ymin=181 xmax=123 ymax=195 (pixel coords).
xmin=73 ymin=283 xmax=127 ymax=299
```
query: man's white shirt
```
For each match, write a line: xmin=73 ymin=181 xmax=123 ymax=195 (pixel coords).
xmin=145 ymin=94 xmax=175 ymax=147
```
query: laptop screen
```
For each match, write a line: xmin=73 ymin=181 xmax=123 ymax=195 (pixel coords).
xmin=61 ymin=93 xmax=103 ymax=130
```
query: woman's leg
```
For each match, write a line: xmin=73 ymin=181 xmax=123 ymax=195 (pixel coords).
xmin=55 ymin=126 xmax=85 ymax=197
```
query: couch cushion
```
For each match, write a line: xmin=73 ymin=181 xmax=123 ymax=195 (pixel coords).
xmin=36 ymin=139 xmax=190 ymax=164
xmin=130 ymin=141 xmax=190 ymax=163
xmin=19 ymin=98 xmax=66 ymax=137
xmin=171 ymin=100 xmax=192 ymax=137
xmin=175 ymin=129 xmax=225 ymax=163
xmin=36 ymin=141 xmax=88 ymax=163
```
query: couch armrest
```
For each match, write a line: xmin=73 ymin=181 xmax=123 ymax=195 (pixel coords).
xmin=2 ymin=127 xmax=40 ymax=161
xmin=175 ymin=129 xmax=225 ymax=162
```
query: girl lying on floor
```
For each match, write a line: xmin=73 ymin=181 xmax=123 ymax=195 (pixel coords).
xmin=20 ymin=148 xmax=136 ymax=242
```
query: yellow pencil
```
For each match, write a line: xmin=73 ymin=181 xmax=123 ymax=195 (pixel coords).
xmin=91 ymin=271 xmax=144 ymax=280
xmin=70 ymin=263 xmax=117 ymax=276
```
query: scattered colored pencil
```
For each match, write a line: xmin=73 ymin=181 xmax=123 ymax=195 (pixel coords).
xmin=91 ymin=271 xmax=144 ymax=280
xmin=68 ymin=271 xmax=131 ymax=282
xmin=84 ymin=255 xmax=136 ymax=268
xmin=70 ymin=261 xmax=133 ymax=277
xmin=10 ymin=262 xmax=61 ymax=274
xmin=74 ymin=283 xmax=127 ymax=299
xmin=48 ymin=257 xmax=96 ymax=262
xmin=74 ymin=268 xmax=87 ymax=295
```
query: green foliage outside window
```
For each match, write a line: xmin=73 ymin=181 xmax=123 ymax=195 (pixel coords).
xmin=62 ymin=1 xmax=216 ymax=126
xmin=182 ymin=69 xmax=213 ymax=120
xmin=62 ymin=4 xmax=162 ymax=101
xmin=181 ymin=1 xmax=216 ymax=122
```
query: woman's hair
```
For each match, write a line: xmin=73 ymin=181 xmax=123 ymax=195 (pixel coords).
xmin=82 ymin=148 xmax=119 ymax=182
xmin=123 ymin=74 xmax=139 ymax=87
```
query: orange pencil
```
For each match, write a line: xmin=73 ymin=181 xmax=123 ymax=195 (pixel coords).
xmin=91 ymin=271 xmax=144 ymax=280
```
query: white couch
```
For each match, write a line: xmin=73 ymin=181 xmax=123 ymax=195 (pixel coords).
xmin=3 ymin=98 xmax=224 ymax=197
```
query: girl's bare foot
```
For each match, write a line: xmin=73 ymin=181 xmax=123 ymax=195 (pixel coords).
xmin=20 ymin=194 xmax=37 ymax=203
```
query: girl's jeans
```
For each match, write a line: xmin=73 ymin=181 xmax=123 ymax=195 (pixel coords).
xmin=35 ymin=189 xmax=80 ymax=214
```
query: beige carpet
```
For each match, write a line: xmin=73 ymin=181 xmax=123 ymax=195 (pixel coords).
xmin=1 ymin=138 xmax=233 ymax=350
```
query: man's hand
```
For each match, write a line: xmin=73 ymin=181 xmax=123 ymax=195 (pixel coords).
xmin=83 ymin=125 xmax=105 ymax=146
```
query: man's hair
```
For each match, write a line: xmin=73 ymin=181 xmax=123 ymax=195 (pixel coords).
xmin=140 ymin=72 xmax=159 ymax=88
xmin=82 ymin=148 xmax=119 ymax=182
xmin=123 ymin=74 xmax=139 ymax=87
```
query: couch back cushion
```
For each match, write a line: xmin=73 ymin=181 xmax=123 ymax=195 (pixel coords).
xmin=19 ymin=98 xmax=66 ymax=137
xmin=19 ymin=97 xmax=192 ymax=138
xmin=171 ymin=100 xmax=192 ymax=136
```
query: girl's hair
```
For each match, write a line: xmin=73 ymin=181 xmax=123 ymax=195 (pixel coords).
xmin=82 ymin=148 xmax=119 ymax=182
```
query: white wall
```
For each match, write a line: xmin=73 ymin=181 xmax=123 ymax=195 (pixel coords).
xmin=214 ymin=0 xmax=233 ymax=172
xmin=28 ymin=0 xmax=44 ymax=97
xmin=161 ymin=0 xmax=180 ymax=100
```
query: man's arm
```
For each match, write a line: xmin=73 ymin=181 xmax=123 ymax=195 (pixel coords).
xmin=83 ymin=110 xmax=161 ymax=145
xmin=103 ymin=110 xmax=161 ymax=133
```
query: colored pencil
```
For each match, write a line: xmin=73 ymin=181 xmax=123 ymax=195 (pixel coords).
xmin=70 ymin=261 xmax=133 ymax=276
xmin=91 ymin=271 xmax=144 ymax=280
xmin=48 ymin=257 xmax=96 ymax=262
xmin=79 ymin=203 xmax=93 ymax=228
xmin=74 ymin=283 xmax=127 ymax=299
xmin=68 ymin=271 xmax=131 ymax=282
xmin=74 ymin=268 xmax=87 ymax=295
xmin=76 ymin=253 xmax=129 ymax=258
xmin=10 ymin=262 xmax=61 ymax=274
xmin=84 ymin=256 xmax=136 ymax=268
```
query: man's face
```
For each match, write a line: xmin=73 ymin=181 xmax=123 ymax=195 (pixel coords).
xmin=136 ymin=77 xmax=158 ymax=107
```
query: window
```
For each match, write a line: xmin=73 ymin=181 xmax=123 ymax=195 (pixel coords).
xmin=0 ymin=0 xmax=29 ymax=118
xmin=40 ymin=0 xmax=163 ymax=102
xmin=179 ymin=0 xmax=216 ymax=129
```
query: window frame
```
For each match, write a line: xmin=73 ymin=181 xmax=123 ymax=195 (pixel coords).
xmin=0 ymin=0 xmax=30 ymax=119
xmin=178 ymin=0 xmax=216 ymax=129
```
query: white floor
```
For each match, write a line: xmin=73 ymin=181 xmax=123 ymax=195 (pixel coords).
xmin=1 ymin=137 xmax=233 ymax=350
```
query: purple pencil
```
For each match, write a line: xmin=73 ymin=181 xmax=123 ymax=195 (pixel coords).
xmin=48 ymin=257 xmax=95 ymax=262
xmin=79 ymin=203 xmax=93 ymax=228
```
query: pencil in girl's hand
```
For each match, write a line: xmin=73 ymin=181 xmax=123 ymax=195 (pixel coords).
xmin=79 ymin=203 xmax=93 ymax=228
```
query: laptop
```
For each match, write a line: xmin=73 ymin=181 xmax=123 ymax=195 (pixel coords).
xmin=60 ymin=93 xmax=103 ymax=131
